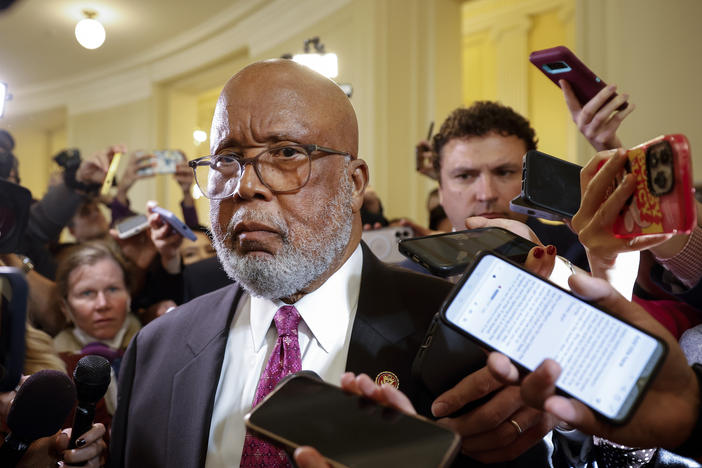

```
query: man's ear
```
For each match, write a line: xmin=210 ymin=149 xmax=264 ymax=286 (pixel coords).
xmin=347 ymin=159 xmax=369 ymax=213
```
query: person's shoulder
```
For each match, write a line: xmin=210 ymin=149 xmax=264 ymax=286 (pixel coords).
xmin=136 ymin=283 xmax=240 ymax=342
xmin=361 ymin=245 xmax=453 ymax=301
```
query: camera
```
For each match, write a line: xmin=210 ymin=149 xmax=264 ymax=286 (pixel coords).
xmin=646 ymin=141 xmax=674 ymax=195
xmin=53 ymin=148 xmax=81 ymax=170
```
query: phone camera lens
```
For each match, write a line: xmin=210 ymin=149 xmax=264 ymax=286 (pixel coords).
xmin=649 ymin=154 xmax=659 ymax=167
xmin=659 ymin=150 xmax=671 ymax=165
xmin=654 ymin=171 xmax=668 ymax=189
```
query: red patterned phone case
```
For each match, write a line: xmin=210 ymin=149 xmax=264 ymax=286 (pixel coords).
xmin=612 ymin=134 xmax=695 ymax=237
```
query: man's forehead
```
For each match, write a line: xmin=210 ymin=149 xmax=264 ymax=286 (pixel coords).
xmin=211 ymin=60 xmax=358 ymax=154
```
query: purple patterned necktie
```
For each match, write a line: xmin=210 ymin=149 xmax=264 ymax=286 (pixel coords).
xmin=240 ymin=305 xmax=302 ymax=467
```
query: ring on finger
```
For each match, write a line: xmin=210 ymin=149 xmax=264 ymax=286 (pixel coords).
xmin=509 ymin=419 xmax=523 ymax=435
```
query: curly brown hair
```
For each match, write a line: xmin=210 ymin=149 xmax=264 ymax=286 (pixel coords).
xmin=432 ymin=101 xmax=537 ymax=179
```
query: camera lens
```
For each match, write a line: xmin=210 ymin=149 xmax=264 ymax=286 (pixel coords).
xmin=660 ymin=150 xmax=671 ymax=164
xmin=649 ymin=154 xmax=659 ymax=167
xmin=654 ymin=171 xmax=668 ymax=189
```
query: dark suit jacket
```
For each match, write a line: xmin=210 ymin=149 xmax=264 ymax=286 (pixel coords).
xmin=109 ymin=244 xmax=552 ymax=467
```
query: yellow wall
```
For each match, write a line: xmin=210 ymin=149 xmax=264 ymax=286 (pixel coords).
xmin=9 ymin=0 xmax=701 ymax=237
xmin=188 ymin=0 xmax=462 ymax=225
xmin=461 ymin=0 xmax=576 ymax=162
xmin=9 ymin=127 xmax=51 ymax=196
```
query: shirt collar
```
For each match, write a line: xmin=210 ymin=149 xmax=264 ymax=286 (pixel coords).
xmin=249 ymin=244 xmax=363 ymax=353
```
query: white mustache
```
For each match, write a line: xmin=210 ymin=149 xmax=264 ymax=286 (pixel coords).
xmin=222 ymin=208 xmax=290 ymax=244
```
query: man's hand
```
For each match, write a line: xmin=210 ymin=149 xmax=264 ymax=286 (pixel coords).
xmin=560 ymin=80 xmax=634 ymax=152
xmin=147 ymin=201 xmax=184 ymax=274
xmin=116 ymin=151 xmax=156 ymax=205
xmin=173 ymin=154 xmax=195 ymax=206
xmin=486 ymin=274 xmax=700 ymax=451
xmin=76 ymin=144 xmax=126 ymax=186
xmin=110 ymin=228 xmax=158 ymax=271
xmin=431 ymin=366 xmax=558 ymax=463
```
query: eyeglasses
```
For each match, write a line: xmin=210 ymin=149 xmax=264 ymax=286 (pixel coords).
xmin=188 ymin=144 xmax=351 ymax=199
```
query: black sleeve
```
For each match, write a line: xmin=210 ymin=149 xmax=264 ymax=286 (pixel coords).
xmin=108 ymin=332 xmax=139 ymax=468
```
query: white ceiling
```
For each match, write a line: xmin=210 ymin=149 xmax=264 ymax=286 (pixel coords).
xmin=0 ymin=0 xmax=255 ymax=89
xmin=0 ymin=0 xmax=351 ymax=122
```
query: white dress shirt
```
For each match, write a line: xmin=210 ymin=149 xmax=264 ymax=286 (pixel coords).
xmin=205 ymin=245 xmax=363 ymax=467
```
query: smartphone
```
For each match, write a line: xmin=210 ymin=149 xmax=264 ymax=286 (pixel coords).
xmin=361 ymin=226 xmax=414 ymax=264
xmin=152 ymin=206 xmax=197 ymax=241
xmin=530 ymin=45 xmax=627 ymax=111
xmin=412 ymin=314 xmax=493 ymax=416
xmin=610 ymin=134 xmax=696 ymax=237
xmin=244 ymin=373 xmax=460 ymax=468
xmin=0 ymin=267 xmax=28 ymax=392
xmin=115 ymin=214 xmax=149 ymax=239
xmin=100 ymin=151 xmax=122 ymax=196
xmin=441 ymin=251 xmax=667 ymax=424
xmin=509 ymin=150 xmax=582 ymax=221
xmin=398 ymin=227 xmax=536 ymax=277
xmin=136 ymin=150 xmax=184 ymax=176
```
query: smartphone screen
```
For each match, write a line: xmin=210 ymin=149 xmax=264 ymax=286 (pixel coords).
xmin=398 ymin=227 xmax=536 ymax=277
xmin=442 ymin=253 xmax=666 ymax=423
xmin=245 ymin=375 xmax=460 ymax=467
xmin=522 ymin=150 xmax=582 ymax=219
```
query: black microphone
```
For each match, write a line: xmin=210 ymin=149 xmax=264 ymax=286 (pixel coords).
xmin=0 ymin=370 xmax=76 ymax=467
xmin=68 ymin=355 xmax=111 ymax=450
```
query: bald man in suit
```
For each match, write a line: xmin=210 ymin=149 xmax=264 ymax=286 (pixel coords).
xmin=110 ymin=60 xmax=556 ymax=468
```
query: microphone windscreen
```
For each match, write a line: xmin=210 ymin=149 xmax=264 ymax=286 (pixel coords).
xmin=7 ymin=370 xmax=76 ymax=441
xmin=73 ymin=355 xmax=111 ymax=403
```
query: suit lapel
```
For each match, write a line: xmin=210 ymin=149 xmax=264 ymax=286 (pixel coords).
xmin=346 ymin=243 xmax=418 ymax=373
xmin=166 ymin=285 xmax=243 ymax=468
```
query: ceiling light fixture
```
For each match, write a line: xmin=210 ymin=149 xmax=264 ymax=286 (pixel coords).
xmin=292 ymin=37 xmax=338 ymax=79
xmin=75 ymin=10 xmax=106 ymax=50
xmin=193 ymin=130 xmax=208 ymax=145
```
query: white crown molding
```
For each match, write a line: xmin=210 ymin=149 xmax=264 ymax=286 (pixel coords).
xmin=12 ymin=0 xmax=350 ymax=117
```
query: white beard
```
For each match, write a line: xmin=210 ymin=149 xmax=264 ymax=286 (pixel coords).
xmin=211 ymin=176 xmax=354 ymax=300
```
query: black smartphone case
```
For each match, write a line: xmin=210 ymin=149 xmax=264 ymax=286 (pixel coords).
xmin=412 ymin=313 xmax=492 ymax=416
xmin=522 ymin=150 xmax=582 ymax=219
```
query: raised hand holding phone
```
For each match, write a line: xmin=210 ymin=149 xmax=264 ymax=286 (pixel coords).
xmin=572 ymin=136 xmax=695 ymax=280
xmin=560 ymin=80 xmax=634 ymax=152
xmin=529 ymin=45 xmax=634 ymax=152
xmin=441 ymin=252 xmax=667 ymax=424
xmin=486 ymin=274 xmax=698 ymax=451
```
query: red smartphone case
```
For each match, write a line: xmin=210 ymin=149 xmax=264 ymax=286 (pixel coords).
xmin=612 ymin=134 xmax=696 ymax=237
xmin=529 ymin=45 xmax=626 ymax=111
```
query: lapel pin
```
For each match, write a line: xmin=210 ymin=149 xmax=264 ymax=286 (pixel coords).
xmin=374 ymin=371 xmax=399 ymax=389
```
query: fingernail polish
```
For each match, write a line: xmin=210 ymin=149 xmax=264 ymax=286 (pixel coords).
xmin=546 ymin=245 xmax=556 ymax=256
xmin=533 ymin=247 xmax=544 ymax=259
xmin=76 ymin=438 xmax=86 ymax=447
